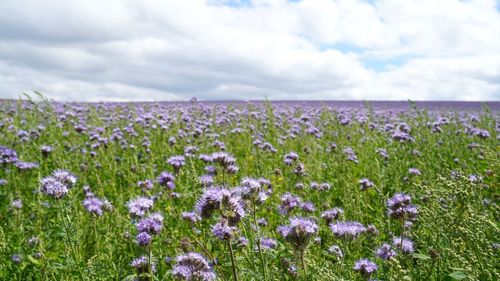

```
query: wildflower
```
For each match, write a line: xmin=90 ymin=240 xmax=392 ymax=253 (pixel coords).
xmin=11 ymin=199 xmax=22 ymax=209
xmin=260 ymin=238 xmax=277 ymax=250
xmin=386 ymin=193 xmax=418 ymax=220
xmin=136 ymin=213 xmax=164 ymax=234
xmin=353 ymin=259 xmax=377 ymax=276
xmin=127 ymin=196 xmax=154 ymax=217
xmin=157 ymin=171 xmax=175 ymax=189
xmin=278 ymin=193 xmax=301 ymax=215
xmin=376 ymin=243 xmax=396 ymax=260
xmin=41 ymin=177 xmax=69 ymax=199
xmin=408 ymin=168 xmax=421 ymax=176
xmin=181 ymin=212 xmax=201 ymax=224
xmin=278 ymin=217 xmax=318 ymax=251
xmin=51 ymin=170 xmax=77 ymax=188
xmin=330 ymin=221 xmax=366 ymax=240
xmin=168 ymin=155 xmax=186 ymax=172
xmin=211 ymin=219 xmax=237 ymax=240
xmin=82 ymin=196 xmax=105 ymax=216
xmin=136 ymin=231 xmax=152 ymax=246
xmin=131 ymin=255 xmax=156 ymax=274
xmin=392 ymin=236 xmax=414 ymax=254
xmin=359 ymin=178 xmax=374 ymax=191
xmin=0 ymin=146 xmax=18 ymax=165
xmin=172 ymin=252 xmax=216 ymax=281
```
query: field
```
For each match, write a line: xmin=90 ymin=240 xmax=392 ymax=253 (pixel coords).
xmin=0 ymin=99 xmax=498 ymax=280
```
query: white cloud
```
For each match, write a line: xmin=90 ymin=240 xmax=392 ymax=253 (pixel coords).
xmin=0 ymin=0 xmax=499 ymax=101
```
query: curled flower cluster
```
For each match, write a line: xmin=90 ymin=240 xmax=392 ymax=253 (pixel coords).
xmin=127 ymin=196 xmax=154 ymax=217
xmin=353 ymin=259 xmax=377 ymax=276
xmin=278 ymin=217 xmax=318 ymax=251
xmin=40 ymin=170 xmax=77 ymax=199
xmin=330 ymin=221 xmax=366 ymax=240
xmin=386 ymin=193 xmax=418 ymax=220
xmin=172 ymin=252 xmax=216 ymax=281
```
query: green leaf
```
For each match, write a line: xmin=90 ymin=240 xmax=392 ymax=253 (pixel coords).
xmin=447 ymin=271 xmax=466 ymax=280
xmin=412 ymin=253 xmax=431 ymax=260
xmin=27 ymin=255 xmax=41 ymax=266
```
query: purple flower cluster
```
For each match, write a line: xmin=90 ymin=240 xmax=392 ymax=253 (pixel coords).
xmin=353 ymin=259 xmax=377 ymax=276
xmin=127 ymin=196 xmax=154 ymax=217
xmin=386 ymin=193 xmax=418 ymax=220
xmin=40 ymin=170 xmax=77 ymax=199
xmin=172 ymin=252 xmax=216 ymax=281
xmin=157 ymin=171 xmax=175 ymax=189
xmin=135 ymin=212 xmax=164 ymax=246
xmin=277 ymin=217 xmax=318 ymax=251
xmin=330 ymin=221 xmax=366 ymax=240
xmin=278 ymin=193 xmax=301 ymax=215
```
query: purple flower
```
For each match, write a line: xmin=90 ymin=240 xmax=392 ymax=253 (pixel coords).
xmin=353 ymin=259 xmax=377 ymax=276
xmin=386 ymin=193 xmax=418 ymax=220
xmin=260 ymin=237 xmax=277 ymax=250
xmin=278 ymin=217 xmax=318 ymax=251
xmin=127 ymin=196 xmax=154 ymax=217
xmin=199 ymin=175 xmax=214 ymax=187
xmin=0 ymin=146 xmax=18 ymax=165
xmin=359 ymin=178 xmax=374 ymax=191
xmin=131 ymin=255 xmax=156 ymax=273
xmin=136 ymin=232 xmax=152 ymax=246
xmin=40 ymin=177 xmax=69 ymax=199
xmin=376 ymin=243 xmax=397 ymax=260
xmin=392 ymin=236 xmax=414 ymax=254
xmin=408 ymin=168 xmax=421 ymax=176
xmin=172 ymin=252 xmax=216 ymax=281
xmin=15 ymin=161 xmax=39 ymax=170
xmin=181 ymin=211 xmax=201 ymax=224
xmin=82 ymin=196 xmax=105 ymax=216
xmin=321 ymin=208 xmax=344 ymax=224
xmin=168 ymin=155 xmax=186 ymax=171
xmin=157 ymin=171 xmax=175 ymax=189
xmin=300 ymin=202 xmax=315 ymax=212
xmin=11 ymin=199 xmax=22 ymax=209
xmin=278 ymin=193 xmax=301 ymax=215
xmin=211 ymin=219 xmax=237 ymax=240
xmin=330 ymin=221 xmax=366 ymax=240
xmin=51 ymin=170 xmax=77 ymax=188
xmin=136 ymin=212 xmax=164 ymax=234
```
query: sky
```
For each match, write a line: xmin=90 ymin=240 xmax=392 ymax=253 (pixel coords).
xmin=0 ymin=0 xmax=499 ymax=102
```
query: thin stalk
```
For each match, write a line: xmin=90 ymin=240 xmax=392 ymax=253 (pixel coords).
xmin=228 ymin=240 xmax=238 ymax=281
xmin=300 ymin=249 xmax=307 ymax=276
xmin=148 ymin=244 xmax=153 ymax=281
xmin=251 ymin=201 xmax=268 ymax=280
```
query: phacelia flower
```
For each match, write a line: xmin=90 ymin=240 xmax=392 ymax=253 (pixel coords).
xmin=172 ymin=252 xmax=216 ymax=281
xmin=127 ymin=196 xmax=154 ymax=217
xmin=330 ymin=221 xmax=366 ymax=240
xmin=353 ymin=259 xmax=377 ymax=276
xmin=376 ymin=243 xmax=397 ymax=260
xmin=278 ymin=217 xmax=318 ymax=251
xmin=386 ymin=193 xmax=418 ymax=220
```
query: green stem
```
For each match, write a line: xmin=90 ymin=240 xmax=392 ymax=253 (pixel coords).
xmin=300 ymin=249 xmax=307 ymax=276
xmin=252 ymin=202 xmax=268 ymax=280
xmin=228 ymin=240 xmax=238 ymax=281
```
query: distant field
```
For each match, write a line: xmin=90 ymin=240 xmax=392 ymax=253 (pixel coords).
xmin=0 ymin=99 xmax=498 ymax=280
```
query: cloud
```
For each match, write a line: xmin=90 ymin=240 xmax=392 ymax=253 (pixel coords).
xmin=0 ymin=0 xmax=499 ymax=101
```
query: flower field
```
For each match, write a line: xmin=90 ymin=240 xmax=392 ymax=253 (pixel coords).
xmin=0 ymin=99 xmax=498 ymax=280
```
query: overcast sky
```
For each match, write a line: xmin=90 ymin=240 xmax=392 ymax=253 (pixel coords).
xmin=0 ymin=0 xmax=499 ymax=101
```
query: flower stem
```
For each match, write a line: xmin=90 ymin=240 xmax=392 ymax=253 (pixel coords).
xmin=228 ymin=240 xmax=238 ymax=281
xmin=300 ymin=249 xmax=307 ymax=276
